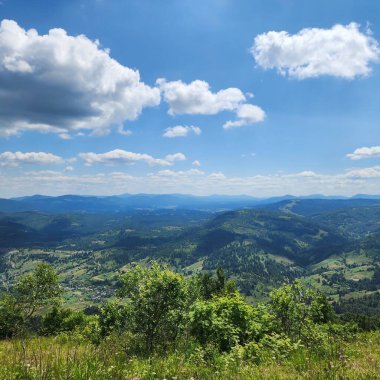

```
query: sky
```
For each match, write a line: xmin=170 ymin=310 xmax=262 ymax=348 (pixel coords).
xmin=1 ymin=0 xmax=380 ymax=197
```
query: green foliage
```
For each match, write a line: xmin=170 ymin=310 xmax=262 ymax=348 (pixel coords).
xmin=1 ymin=260 xmax=379 ymax=380
xmin=98 ymin=300 xmax=130 ymax=338
xmin=196 ymin=267 xmax=237 ymax=300
xmin=242 ymin=332 xmax=301 ymax=362
xmin=14 ymin=262 xmax=62 ymax=319
xmin=189 ymin=292 xmax=269 ymax=351
xmin=0 ymin=332 xmax=379 ymax=379
xmin=117 ymin=262 xmax=187 ymax=353
xmin=41 ymin=306 xmax=87 ymax=336
xmin=269 ymin=280 xmax=335 ymax=341
xmin=0 ymin=262 xmax=61 ymax=338
xmin=0 ymin=294 xmax=25 ymax=338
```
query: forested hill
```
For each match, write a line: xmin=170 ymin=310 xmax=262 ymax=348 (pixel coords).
xmin=260 ymin=198 xmax=380 ymax=217
xmin=196 ymin=208 xmax=347 ymax=264
xmin=0 ymin=196 xmax=379 ymax=310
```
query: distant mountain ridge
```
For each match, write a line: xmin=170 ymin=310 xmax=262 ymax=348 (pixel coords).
xmin=1 ymin=193 xmax=380 ymax=213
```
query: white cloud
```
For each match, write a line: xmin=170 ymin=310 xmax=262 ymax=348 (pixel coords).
xmin=192 ymin=160 xmax=201 ymax=167
xmin=165 ymin=153 xmax=186 ymax=162
xmin=4 ymin=166 xmax=380 ymax=198
xmin=117 ymin=127 xmax=133 ymax=136
xmin=223 ymin=104 xmax=266 ymax=129
xmin=345 ymin=166 xmax=380 ymax=178
xmin=78 ymin=149 xmax=185 ymax=167
xmin=157 ymin=78 xmax=265 ymax=129
xmin=0 ymin=19 xmax=160 ymax=137
xmin=151 ymin=169 xmax=205 ymax=178
xmin=292 ymin=171 xmax=318 ymax=177
xmin=251 ymin=23 xmax=380 ymax=79
xmin=157 ymin=78 xmax=246 ymax=115
xmin=347 ymin=146 xmax=380 ymax=160
xmin=163 ymin=125 xmax=202 ymax=138
xmin=58 ymin=133 xmax=72 ymax=140
xmin=110 ymin=172 xmax=134 ymax=180
xmin=209 ymin=171 xmax=226 ymax=179
xmin=0 ymin=151 xmax=64 ymax=166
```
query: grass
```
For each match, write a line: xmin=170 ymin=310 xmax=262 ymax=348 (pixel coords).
xmin=0 ymin=332 xmax=379 ymax=380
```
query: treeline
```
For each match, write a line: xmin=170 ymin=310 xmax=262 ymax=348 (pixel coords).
xmin=0 ymin=262 xmax=363 ymax=360
xmin=333 ymin=292 xmax=380 ymax=330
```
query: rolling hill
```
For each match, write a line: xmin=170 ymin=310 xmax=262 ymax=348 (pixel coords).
xmin=0 ymin=196 xmax=379 ymax=308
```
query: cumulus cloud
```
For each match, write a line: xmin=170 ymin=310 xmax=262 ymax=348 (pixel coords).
xmin=165 ymin=153 xmax=186 ymax=162
xmin=192 ymin=160 xmax=201 ymax=167
xmin=251 ymin=23 xmax=380 ymax=79
xmin=0 ymin=19 xmax=160 ymax=137
xmin=157 ymin=78 xmax=246 ymax=115
xmin=163 ymin=125 xmax=202 ymax=138
xmin=223 ymin=104 xmax=266 ymax=129
xmin=345 ymin=166 xmax=380 ymax=178
xmin=0 ymin=151 xmax=64 ymax=166
xmin=78 ymin=149 xmax=185 ymax=167
xmin=347 ymin=146 xmax=380 ymax=160
xmin=157 ymin=78 xmax=265 ymax=129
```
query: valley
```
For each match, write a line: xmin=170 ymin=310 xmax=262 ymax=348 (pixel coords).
xmin=1 ymin=194 xmax=379 ymax=316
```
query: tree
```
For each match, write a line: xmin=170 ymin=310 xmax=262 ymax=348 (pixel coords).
xmin=0 ymin=262 xmax=61 ymax=337
xmin=98 ymin=300 xmax=130 ymax=338
xmin=197 ymin=267 xmax=237 ymax=300
xmin=189 ymin=292 xmax=270 ymax=351
xmin=14 ymin=262 xmax=62 ymax=319
xmin=118 ymin=262 xmax=186 ymax=354
xmin=269 ymin=280 xmax=335 ymax=341
xmin=41 ymin=306 xmax=87 ymax=336
xmin=0 ymin=294 xmax=24 ymax=338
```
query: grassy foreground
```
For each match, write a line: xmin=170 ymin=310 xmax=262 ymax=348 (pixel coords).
xmin=0 ymin=332 xmax=379 ymax=380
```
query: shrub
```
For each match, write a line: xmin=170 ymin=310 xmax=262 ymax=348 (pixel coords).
xmin=0 ymin=294 xmax=25 ymax=338
xmin=98 ymin=300 xmax=130 ymax=338
xmin=118 ymin=262 xmax=187 ymax=354
xmin=269 ymin=280 xmax=335 ymax=342
xmin=189 ymin=293 xmax=268 ymax=351
xmin=41 ymin=306 xmax=87 ymax=335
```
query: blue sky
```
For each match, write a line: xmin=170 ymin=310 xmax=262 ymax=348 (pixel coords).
xmin=1 ymin=0 xmax=380 ymax=197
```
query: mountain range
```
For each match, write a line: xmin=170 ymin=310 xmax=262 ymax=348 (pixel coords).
xmin=0 ymin=194 xmax=379 ymax=313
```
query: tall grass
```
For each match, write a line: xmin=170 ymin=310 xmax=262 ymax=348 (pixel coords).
xmin=0 ymin=332 xmax=379 ymax=380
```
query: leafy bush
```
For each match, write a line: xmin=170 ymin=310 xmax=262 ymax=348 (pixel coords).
xmin=189 ymin=292 xmax=268 ymax=351
xmin=0 ymin=263 xmax=61 ymax=338
xmin=269 ymin=280 xmax=335 ymax=342
xmin=0 ymin=294 xmax=25 ymax=338
xmin=41 ymin=306 xmax=87 ymax=335
xmin=117 ymin=262 xmax=187 ymax=354
xmin=98 ymin=300 xmax=130 ymax=338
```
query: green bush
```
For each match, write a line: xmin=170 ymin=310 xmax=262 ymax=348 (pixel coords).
xmin=0 ymin=294 xmax=25 ymax=338
xmin=118 ymin=262 xmax=187 ymax=354
xmin=269 ymin=280 xmax=335 ymax=342
xmin=98 ymin=300 xmax=130 ymax=338
xmin=189 ymin=292 xmax=268 ymax=351
xmin=41 ymin=306 xmax=87 ymax=335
